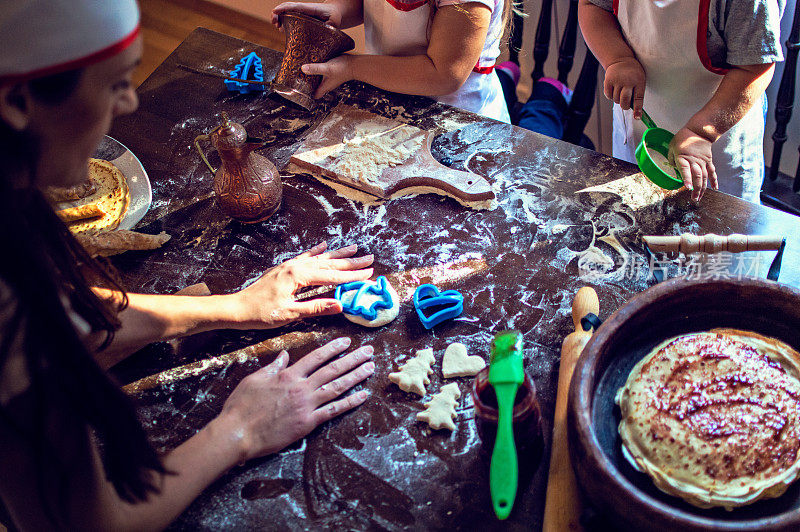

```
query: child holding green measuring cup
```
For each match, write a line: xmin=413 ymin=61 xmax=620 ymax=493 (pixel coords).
xmin=579 ymin=0 xmax=786 ymax=203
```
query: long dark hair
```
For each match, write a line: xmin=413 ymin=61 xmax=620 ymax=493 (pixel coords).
xmin=0 ymin=70 xmax=165 ymax=525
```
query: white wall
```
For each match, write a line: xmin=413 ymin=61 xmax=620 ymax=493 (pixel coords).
xmin=214 ymin=0 xmax=797 ymax=175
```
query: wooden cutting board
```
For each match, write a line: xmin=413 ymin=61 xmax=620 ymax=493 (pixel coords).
xmin=290 ymin=104 xmax=495 ymax=205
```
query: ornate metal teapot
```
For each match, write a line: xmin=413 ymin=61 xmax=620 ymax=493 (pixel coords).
xmin=194 ymin=113 xmax=282 ymax=223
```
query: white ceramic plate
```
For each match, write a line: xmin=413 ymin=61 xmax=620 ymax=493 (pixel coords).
xmin=93 ymin=134 xmax=152 ymax=230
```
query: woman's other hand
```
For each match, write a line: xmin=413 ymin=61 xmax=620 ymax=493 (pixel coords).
xmin=603 ymin=57 xmax=645 ymax=119
xmin=669 ymin=127 xmax=718 ymax=202
xmin=214 ymin=338 xmax=375 ymax=461
xmin=271 ymin=2 xmax=343 ymax=29
xmin=229 ymin=242 xmax=373 ymax=329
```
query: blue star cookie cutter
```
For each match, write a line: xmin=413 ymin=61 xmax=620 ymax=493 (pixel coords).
xmin=335 ymin=276 xmax=395 ymax=322
xmin=224 ymin=52 xmax=264 ymax=94
xmin=413 ymin=285 xmax=464 ymax=329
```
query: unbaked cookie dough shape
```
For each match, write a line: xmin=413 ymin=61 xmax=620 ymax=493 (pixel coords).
xmin=417 ymin=383 xmax=461 ymax=431
xmin=441 ymin=342 xmax=485 ymax=378
xmin=389 ymin=348 xmax=435 ymax=396
xmin=335 ymin=276 xmax=399 ymax=327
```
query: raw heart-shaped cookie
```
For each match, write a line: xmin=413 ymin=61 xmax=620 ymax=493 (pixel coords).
xmin=442 ymin=342 xmax=485 ymax=378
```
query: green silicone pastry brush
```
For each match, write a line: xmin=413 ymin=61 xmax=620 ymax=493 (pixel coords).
xmin=488 ymin=330 xmax=524 ymax=520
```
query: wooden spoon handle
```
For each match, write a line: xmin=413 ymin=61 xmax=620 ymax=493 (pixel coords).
xmin=543 ymin=287 xmax=599 ymax=532
xmin=643 ymin=233 xmax=784 ymax=254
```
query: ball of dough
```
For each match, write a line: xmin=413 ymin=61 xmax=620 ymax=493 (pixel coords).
xmin=339 ymin=279 xmax=400 ymax=327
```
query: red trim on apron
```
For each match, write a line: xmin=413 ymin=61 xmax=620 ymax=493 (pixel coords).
xmin=612 ymin=0 xmax=619 ymax=16
xmin=472 ymin=63 xmax=495 ymax=74
xmin=384 ymin=0 xmax=428 ymax=11
xmin=696 ymin=0 xmax=729 ymax=75
xmin=0 ymin=25 xmax=141 ymax=85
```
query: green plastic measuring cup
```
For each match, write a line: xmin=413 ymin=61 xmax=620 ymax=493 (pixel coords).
xmin=634 ymin=110 xmax=684 ymax=190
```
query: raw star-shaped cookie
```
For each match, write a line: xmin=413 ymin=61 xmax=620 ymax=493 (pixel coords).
xmin=417 ymin=383 xmax=461 ymax=431
xmin=442 ymin=342 xmax=485 ymax=378
xmin=389 ymin=348 xmax=435 ymax=396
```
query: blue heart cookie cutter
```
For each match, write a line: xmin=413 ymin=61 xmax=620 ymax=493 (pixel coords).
xmin=413 ymin=285 xmax=464 ymax=329
xmin=224 ymin=52 xmax=264 ymax=94
xmin=335 ymin=276 xmax=394 ymax=322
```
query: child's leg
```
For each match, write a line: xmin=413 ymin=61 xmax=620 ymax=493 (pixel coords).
xmin=517 ymin=78 xmax=573 ymax=140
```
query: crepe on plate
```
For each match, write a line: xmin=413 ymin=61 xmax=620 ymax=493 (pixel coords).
xmin=58 ymin=158 xmax=129 ymax=234
xmin=616 ymin=329 xmax=800 ymax=510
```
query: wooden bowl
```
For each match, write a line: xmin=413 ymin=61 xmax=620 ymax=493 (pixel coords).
xmin=567 ymin=277 xmax=800 ymax=531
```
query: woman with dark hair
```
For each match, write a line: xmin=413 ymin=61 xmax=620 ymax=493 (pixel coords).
xmin=0 ymin=1 xmax=376 ymax=529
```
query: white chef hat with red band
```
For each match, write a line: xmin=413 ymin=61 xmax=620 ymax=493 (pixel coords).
xmin=0 ymin=0 xmax=140 ymax=85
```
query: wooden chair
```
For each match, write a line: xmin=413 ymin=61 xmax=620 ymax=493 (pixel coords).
xmin=761 ymin=5 xmax=800 ymax=216
xmin=508 ymin=0 xmax=599 ymax=145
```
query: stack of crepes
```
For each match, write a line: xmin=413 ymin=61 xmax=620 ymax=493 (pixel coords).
xmin=616 ymin=329 xmax=800 ymax=510
xmin=50 ymin=158 xmax=169 ymax=257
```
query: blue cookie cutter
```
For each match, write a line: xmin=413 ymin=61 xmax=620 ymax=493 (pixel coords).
xmin=224 ymin=52 xmax=264 ymax=94
xmin=413 ymin=285 xmax=464 ymax=329
xmin=335 ymin=276 xmax=394 ymax=322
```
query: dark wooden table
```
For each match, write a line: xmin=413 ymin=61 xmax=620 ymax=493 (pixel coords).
xmin=108 ymin=27 xmax=800 ymax=531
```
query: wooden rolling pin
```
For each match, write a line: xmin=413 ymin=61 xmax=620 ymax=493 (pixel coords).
xmin=542 ymin=287 xmax=599 ymax=532
xmin=643 ymin=233 xmax=784 ymax=254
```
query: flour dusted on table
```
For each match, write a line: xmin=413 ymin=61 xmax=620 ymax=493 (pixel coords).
xmin=576 ymin=171 xmax=677 ymax=210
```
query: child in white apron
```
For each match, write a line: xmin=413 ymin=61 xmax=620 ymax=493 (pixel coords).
xmin=272 ymin=0 xmax=510 ymax=123
xmin=579 ymin=0 xmax=785 ymax=203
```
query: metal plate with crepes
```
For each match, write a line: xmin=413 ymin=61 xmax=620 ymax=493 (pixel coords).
xmin=93 ymin=134 xmax=152 ymax=230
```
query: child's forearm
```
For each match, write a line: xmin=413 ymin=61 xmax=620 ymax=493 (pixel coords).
xmin=684 ymin=64 xmax=775 ymax=142
xmin=578 ymin=0 xmax=637 ymax=69
xmin=349 ymin=54 xmax=469 ymax=97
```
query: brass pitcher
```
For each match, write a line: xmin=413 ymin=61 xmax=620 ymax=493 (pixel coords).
xmin=195 ymin=113 xmax=282 ymax=223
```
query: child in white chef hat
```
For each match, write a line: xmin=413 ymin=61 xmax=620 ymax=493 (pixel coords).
xmin=271 ymin=0 xmax=515 ymax=123
xmin=579 ymin=0 xmax=786 ymax=203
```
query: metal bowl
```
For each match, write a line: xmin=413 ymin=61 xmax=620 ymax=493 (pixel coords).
xmin=568 ymin=277 xmax=800 ymax=531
